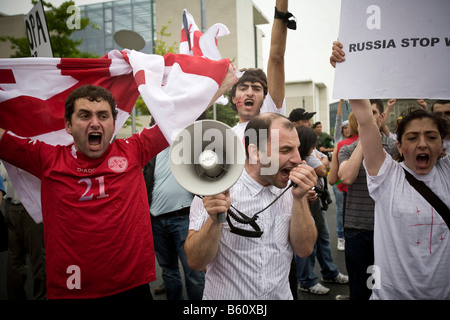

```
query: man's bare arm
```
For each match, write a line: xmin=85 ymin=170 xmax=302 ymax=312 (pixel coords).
xmin=267 ymin=0 xmax=289 ymax=108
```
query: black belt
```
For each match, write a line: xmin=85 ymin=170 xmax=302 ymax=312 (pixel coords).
xmin=153 ymin=206 xmax=190 ymax=219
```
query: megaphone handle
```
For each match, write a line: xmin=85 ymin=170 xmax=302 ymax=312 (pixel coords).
xmin=217 ymin=212 xmax=226 ymax=223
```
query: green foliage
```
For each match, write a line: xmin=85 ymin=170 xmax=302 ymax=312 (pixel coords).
xmin=0 ymin=36 xmax=31 ymax=58
xmin=0 ymin=0 xmax=98 ymax=58
xmin=205 ymin=98 xmax=239 ymax=127
xmin=153 ymin=20 xmax=177 ymax=55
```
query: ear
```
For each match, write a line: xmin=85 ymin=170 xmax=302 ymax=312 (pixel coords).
xmin=396 ymin=141 xmax=402 ymax=157
xmin=65 ymin=119 xmax=73 ymax=135
xmin=248 ymin=143 xmax=259 ymax=164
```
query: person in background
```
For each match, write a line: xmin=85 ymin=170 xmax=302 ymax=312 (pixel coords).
xmin=144 ymin=116 xmax=205 ymax=300
xmin=230 ymin=0 xmax=294 ymax=139
xmin=295 ymin=126 xmax=348 ymax=296
xmin=333 ymin=99 xmax=351 ymax=143
xmin=0 ymin=173 xmax=6 ymax=252
xmin=313 ymin=121 xmax=334 ymax=161
xmin=338 ymin=100 xmax=398 ymax=300
xmin=1 ymin=162 xmax=46 ymax=300
xmin=331 ymin=100 xmax=353 ymax=251
xmin=431 ymin=100 xmax=450 ymax=152
xmin=288 ymin=108 xmax=316 ymax=128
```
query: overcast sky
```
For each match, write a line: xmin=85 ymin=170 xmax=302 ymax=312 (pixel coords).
xmin=0 ymin=0 xmax=342 ymax=102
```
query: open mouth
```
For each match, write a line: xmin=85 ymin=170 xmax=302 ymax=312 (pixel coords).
xmin=88 ymin=132 xmax=102 ymax=149
xmin=416 ymin=153 xmax=429 ymax=168
xmin=280 ymin=167 xmax=292 ymax=181
xmin=244 ymin=99 xmax=254 ymax=109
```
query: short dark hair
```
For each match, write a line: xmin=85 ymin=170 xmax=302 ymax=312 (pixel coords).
xmin=244 ymin=113 xmax=293 ymax=159
xmin=229 ymin=68 xmax=268 ymax=112
xmin=369 ymin=99 xmax=384 ymax=114
xmin=312 ymin=121 xmax=321 ymax=129
xmin=65 ymin=85 xmax=118 ymax=124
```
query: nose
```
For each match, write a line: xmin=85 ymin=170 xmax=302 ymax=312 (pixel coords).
xmin=245 ymin=87 xmax=255 ymax=97
xmin=417 ymin=134 xmax=427 ymax=148
xmin=292 ymin=148 xmax=302 ymax=165
xmin=90 ymin=115 xmax=101 ymax=128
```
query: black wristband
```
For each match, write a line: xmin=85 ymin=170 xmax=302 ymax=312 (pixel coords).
xmin=274 ymin=6 xmax=297 ymax=30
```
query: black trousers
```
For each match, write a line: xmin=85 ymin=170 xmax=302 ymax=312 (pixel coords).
xmin=97 ymin=284 xmax=153 ymax=300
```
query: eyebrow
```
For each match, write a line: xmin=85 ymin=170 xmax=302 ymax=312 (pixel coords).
xmin=76 ymin=109 xmax=112 ymax=119
xmin=238 ymin=83 xmax=263 ymax=90
xmin=405 ymin=130 xmax=439 ymax=135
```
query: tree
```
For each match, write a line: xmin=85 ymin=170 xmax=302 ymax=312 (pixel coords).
xmin=0 ymin=0 xmax=97 ymax=58
xmin=153 ymin=20 xmax=177 ymax=56
xmin=205 ymin=98 xmax=239 ymax=127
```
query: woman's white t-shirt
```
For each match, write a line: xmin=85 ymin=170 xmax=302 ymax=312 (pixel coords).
xmin=366 ymin=153 xmax=450 ymax=299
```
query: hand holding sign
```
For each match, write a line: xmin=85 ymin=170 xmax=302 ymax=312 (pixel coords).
xmin=332 ymin=0 xmax=450 ymax=100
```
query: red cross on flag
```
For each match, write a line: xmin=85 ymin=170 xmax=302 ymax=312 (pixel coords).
xmin=0 ymin=49 xmax=230 ymax=222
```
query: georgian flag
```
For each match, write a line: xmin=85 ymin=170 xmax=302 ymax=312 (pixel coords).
xmin=0 ymin=49 xmax=230 ymax=222
xmin=180 ymin=9 xmax=230 ymax=105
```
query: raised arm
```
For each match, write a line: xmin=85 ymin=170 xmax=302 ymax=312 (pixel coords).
xmin=330 ymin=41 xmax=386 ymax=176
xmin=348 ymin=99 xmax=385 ymax=176
xmin=267 ymin=0 xmax=290 ymax=108
xmin=207 ymin=62 xmax=238 ymax=109
xmin=338 ymin=140 xmax=363 ymax=185
xmin=288 ymin=164 xmax=318 ymax=258
xmin=334 ymin=99 xmax=344 ymax=141
xmin=328 ymin=144 xmax=340 ymax=185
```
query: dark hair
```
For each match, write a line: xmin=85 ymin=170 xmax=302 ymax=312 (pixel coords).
xmin=395 ymin=108 xmax=447 ymax=161
xmin=431 ymin=99 xmax=450 ymax=112
xmin=312 ymin=121 xmax=321 ymax=129
xmin=65 ymin=85 xmax=118 ymax=123
xmin=369 ymin=99 xmax=384 ymax=114
xmin=296 ymin=126 xmax=317 ymax=159
xmin=244 ymin=113 xmax=293 ymax=159
xmin=229 ymin=68 xmax=268 ymax=112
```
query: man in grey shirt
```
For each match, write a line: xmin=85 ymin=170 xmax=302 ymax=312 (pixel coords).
xmin=338 ymin=99 xmax=398 ymax=300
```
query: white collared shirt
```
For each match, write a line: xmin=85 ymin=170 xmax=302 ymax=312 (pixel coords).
xmin=189 ymin=169 xmax=295 ymax=300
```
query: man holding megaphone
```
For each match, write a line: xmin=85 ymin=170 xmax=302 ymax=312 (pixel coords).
xmin=185 ymin=113 xmax=318 ymax=300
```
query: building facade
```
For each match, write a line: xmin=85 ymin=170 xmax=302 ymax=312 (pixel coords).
xmin=0 ymin=0 xmax=331 ymax=134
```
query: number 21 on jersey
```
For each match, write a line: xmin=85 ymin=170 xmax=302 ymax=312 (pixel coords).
xmin=78 ymin=176 xmax=110 ymax=201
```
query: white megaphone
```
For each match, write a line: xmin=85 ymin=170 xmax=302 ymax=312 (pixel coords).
xmin=169 ymin=120 xmax=245 ymax=222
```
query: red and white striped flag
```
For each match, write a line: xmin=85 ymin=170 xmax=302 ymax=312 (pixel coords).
xmin=180 ymin=9 xmax=230 ymax=105
xmin=0 ymin=49 xmax=230 ymax=222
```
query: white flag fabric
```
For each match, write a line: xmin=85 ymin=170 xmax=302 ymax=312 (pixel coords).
xmin=0 ymin=50 xmax=230 ymax=222
xmin=180 ymin=8 xmax=230 ymax=105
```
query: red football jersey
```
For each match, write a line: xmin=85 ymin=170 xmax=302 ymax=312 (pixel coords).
xmin=0 ymin=126 xmax=169 ymax=298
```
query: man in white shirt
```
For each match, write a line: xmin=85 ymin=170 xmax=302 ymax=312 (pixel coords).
xmin=185 ymin=113 xmax=318 ymax=299
xmin=230 ymin=0 xmax=292 ymax=139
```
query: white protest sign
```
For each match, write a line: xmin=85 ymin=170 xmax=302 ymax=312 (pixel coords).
xmin=24 ymin=0 xmax=53 ymax=57
xmin=333 ymin=0 xmax=450 ymax=99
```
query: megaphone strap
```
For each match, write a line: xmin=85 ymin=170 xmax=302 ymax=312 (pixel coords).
xmin=197 ymin=182 xmax=295 ymax=238
xmin=228 ymin=181 xmax=294 ymax=224
xmin=226 ymin=213 xmax=263 ymax=238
